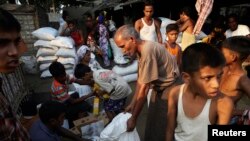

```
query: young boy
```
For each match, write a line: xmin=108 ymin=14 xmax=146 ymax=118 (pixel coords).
xmin=49 ymin=61 xmax=93 ymax=128
xmin=29 ymin=100 xmax=88 ymax=141
xmin=219 ymin=36 xmax=250 ymax=122
xmin=165 ymin=23 xmax=182 ymax=70
xmin=166 ymin=43 xmax=234 ymax=141
xmin=176 ymin=6 xmax=195 ymax=51
xmin=74 ymin=64 xmax=132 ymax=121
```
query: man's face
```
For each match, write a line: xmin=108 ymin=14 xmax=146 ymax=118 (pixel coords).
xmin=55 ymin=73 xmax=67 ymax=84
xmin=86 ymin=17 xmax=93 ymax=29
xmin=228 ymin=17 xmax=238 ymax=31
xmin=143 ymin=6 xmax=154 ymax=18
xmin=187 ymin=66 xmax=223 ymax=99
xmin=0 ymin=31 xmax=26 ymax=73
xmin=82 ymin=51 xmax=91 ymax=64
xmin=166 ymin=30 xmax=179 ymax=43
xmin=221 ymin=47 xmax=236 ymax=65
xmin=114 ymin=35 xmax=137 ymax=58
xmin=51 ymin=113 xmax=65 ymax=129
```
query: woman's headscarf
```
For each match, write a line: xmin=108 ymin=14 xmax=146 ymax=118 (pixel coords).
xmin=76 ymin=45 xmax=90 ymax=63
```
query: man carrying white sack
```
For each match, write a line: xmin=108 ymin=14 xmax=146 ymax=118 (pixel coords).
xmin=114 ymin=24 xmax=181 ymax=141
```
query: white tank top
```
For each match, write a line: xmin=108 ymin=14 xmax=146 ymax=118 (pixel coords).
xmin=175 ymin=84 xmax=211 ymax=141
xmin=139 ymin=18 xmax=157 ymax=42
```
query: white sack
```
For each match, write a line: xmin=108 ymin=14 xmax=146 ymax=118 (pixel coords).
xmin=55 ymin=48 xmax=77 ymax=58
xmin=32 ymin=27 xmax=58 ymax=41
xmin=34 ymin=40 xmax=56 ymax=48
xmin=112 ymin=60 xmax=138 ymax=76
xmin=40 ymin=69 xmax=52 ymax=78
xmin=57 ymin=57 xmax=75 ymax=65
xmin=122 ymin=73 xmax=138 ymax=83
xmin=100 ymin=113 xmax=140 ymax=141
xmin=36 ymin=47 xmax=58 ymax=57
xmin=50 ymin=36 xmax=75 ymax=48
xmin=37 ymin=56 xmax=57 ymax=63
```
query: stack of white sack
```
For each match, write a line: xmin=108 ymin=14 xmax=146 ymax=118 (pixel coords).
xmin=32 ymin=27 xmax=58 ymax=78
xmin=158 ymin=17 xmax=207 ymax=45
xmin=109 ymin=38 xmax=138 ymax=83
xmin=52 ymin=36 xmax=76 ymax=76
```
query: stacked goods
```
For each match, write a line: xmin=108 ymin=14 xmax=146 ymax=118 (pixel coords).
xmin=32 ymin=27 xmax=77 ymax=78
xmin=109 ymin=38 xmax=138 ymax=83
xmin=32 ymin=27 xmax=58 ymax=78
xmin=52 ymin=36 xmax=76 ymax=75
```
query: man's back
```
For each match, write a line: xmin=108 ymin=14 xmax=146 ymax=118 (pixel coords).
xmin=29 ymin=119 xmax=61 ymax=141
xmin=138 ymin=41 xmax=179 ymax=88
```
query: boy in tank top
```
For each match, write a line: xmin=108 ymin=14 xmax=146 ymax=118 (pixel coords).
xmin=166 ymin=43 xmax=234 ymax=141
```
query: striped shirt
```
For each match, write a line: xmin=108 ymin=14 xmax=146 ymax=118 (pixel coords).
xmin=0 ymin=78 xmax=30 ymax=141
xmin=51 ymin=79 xmax=70 ymax=102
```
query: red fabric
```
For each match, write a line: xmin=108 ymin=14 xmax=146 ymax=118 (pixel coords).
xmin=71 ymin=30 xmax=83 ymax=46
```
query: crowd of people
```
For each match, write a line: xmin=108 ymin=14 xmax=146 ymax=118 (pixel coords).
xmin=0 ymin=0 xmax=250 ymax=141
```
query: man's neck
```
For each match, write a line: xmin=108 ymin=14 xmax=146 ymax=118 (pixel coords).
xmin=226 ymin=62 xmax=244 ymax=74
xmin=143 ymin=17 xmax=152 ymax=22
xmin=137 ymin=40 xmax=145 ymax=57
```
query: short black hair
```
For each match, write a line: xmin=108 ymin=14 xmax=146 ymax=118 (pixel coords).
xmin=182 ymin=43 xmax=226 ymax=74
xmin=179 ymin=6 xmax=192 ymax=18
xmin=62 ymin=10 xmax=69 ymax=20
xmin=222 ymin=36 xmax=250 ymax=61
xmin=20 ymin=100 xmax=37 ymax=116
xmin=0 ymin=8 xmax=21 ymax=33
xmin=166 ymin=23 xmax=179 ymax=33
xmin=84 ymin=12 xmax=93 ymax=19
xmin=39 ymin=100 xmax=66 ymax=124
xmin=227 ymin=13 xmax=238 ymax=22
xmin=74 ymin=64 xmax=91 ymax=79
xmin=49 ymin=61 xmax=66 ymax=77
xmin=144 ymin=1 xmax=154 ymax=8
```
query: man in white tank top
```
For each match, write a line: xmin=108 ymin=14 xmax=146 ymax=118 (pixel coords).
xmin=166 ymin=43 xmax=234 ymax=141
xmin=134 ymin=1 xmax=162 ymax=43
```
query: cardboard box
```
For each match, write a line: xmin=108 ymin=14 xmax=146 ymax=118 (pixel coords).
xmin=73 ymin=112 xmax=109 ymax=128
xmin=69 ymin=126 xmax=81 ymax=135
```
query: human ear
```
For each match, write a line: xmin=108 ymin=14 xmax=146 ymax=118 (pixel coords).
xmin=182 ymin=72 xmax=191 ymax=84
xmin=231 ymin=52 xmax=238 ymax=62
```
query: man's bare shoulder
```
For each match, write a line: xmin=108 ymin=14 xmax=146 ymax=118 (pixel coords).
xmin=153 ymin=19 xmax=160 ymax=26
xmin=168 ymin=84 xmax=182 ymax=101
xmin=214 ymin=92 xmax=234 ymax=107
xmin=135 ymin=19 xmax=142 ymax=26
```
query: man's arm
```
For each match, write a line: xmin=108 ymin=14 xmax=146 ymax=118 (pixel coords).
xmin=125 ymin=81 xmax=141 ymax=112
xmin=216 ymin=96 xmax=234 ymax=125
xmin=166 ymin=87 xmax=178 ymax=141
xmin=154 ymin=19 xmax=162 ymax=43
xmin=239 ymin=75 xmax=250 ymax=98
xmin=68 ymin=92 xmax=93 ymax=104
xmin=179 ymin=21 xmax=189 ymax=32
xmin=134 ymin=19 xmax=141 ymax=33
xmin=127 ymin=82 xmax=150 ymax=131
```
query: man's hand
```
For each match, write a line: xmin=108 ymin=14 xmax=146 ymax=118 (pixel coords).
xmin=127 ymin=117 xmax=136 ymax=132
xmin=124 ymin=102 xmax=135 ymax=113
